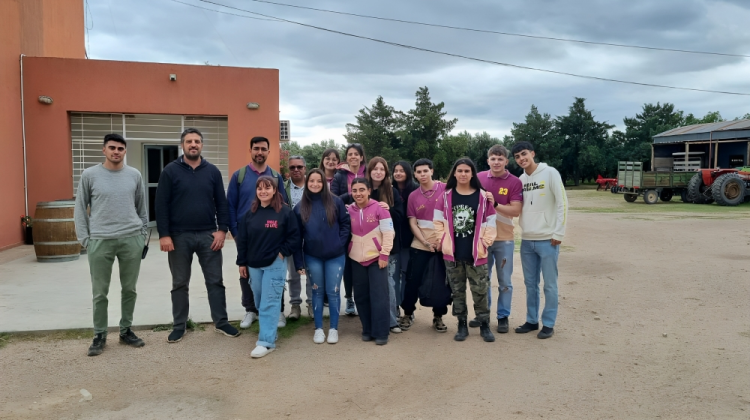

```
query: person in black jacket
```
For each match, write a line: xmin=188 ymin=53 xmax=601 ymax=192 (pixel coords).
xmin=156 ymin=128 xmax=239 ymax=344
xmin=293 ymin=169 xmax=351 ymax=344
xmin=330 ymin=144 xmax=367 ymax=316
xmin=237 ymin=176 xmax=300 ymax=358
xmin=392 ymin=160 xmax=417 ymax=316
xmin=366 ymin=157 xmax=404 ymax=333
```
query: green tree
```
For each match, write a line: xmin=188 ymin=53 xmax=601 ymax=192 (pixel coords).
xmin=282 ymin=139 xmax=342 ymax=170
xmin=621 ymin=102 xmax=684 ymax=166
xmin=436 ymin=131 xmax=470 ymax=176
xmin=344 ymin=96 xmax=402 ymax=164
xmin=400 ymin=87 xmax=458 ymax=177
xmin=683 ymin=110 xmax=724 ymax=125
xmin=509 ymin=105 xmax=561 ymax=171
xmin=465 ymin=131 xmax=501 ymax=172
xmin=555 ymin=98 xmax=614 ymax=185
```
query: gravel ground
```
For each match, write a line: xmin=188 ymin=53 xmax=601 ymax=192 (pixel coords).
xmin=1 ymin=191 xmax=749 ymax=419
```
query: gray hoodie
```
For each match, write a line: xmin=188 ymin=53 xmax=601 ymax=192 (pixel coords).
xmin=518 ymin=163 xmax=568 ymax=241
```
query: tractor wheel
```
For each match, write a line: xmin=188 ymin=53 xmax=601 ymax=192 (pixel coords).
xmin=687 ymin=173 xmax=714 ymax=204
xmin=680 ymin=189 xmax=691 ymax=203
xmin=659 ymin=189 xmax=673 ymax=202
xmin=624 ymin=193 xmax=637 ymax=203
xmin=643 ymin=190 xmax=659 ymax=205
xmin=711 ymin=173 xmax=746 ymax=206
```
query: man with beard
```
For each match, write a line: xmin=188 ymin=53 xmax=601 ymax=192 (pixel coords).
xmin=227 ymin=136 xmax=289 ymax=329
xmin=157 ymin=128 xmax=239 ymax=343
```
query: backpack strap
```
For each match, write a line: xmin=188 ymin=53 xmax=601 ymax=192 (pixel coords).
xmin=238 ymin=165 xmax=247 ymax=185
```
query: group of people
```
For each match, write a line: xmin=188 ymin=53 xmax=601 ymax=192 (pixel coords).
xmin=74 ymin=128 xmax=567 ymax=359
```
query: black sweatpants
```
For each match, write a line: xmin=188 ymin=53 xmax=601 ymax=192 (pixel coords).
xmin=351 ymin=260 xmax=390 ymax=340
xmin=400 ymin=247 xmax=449 ymax=317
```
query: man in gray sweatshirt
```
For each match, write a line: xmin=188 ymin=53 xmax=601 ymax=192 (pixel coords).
xmin=74 ymin=133 xmax=148 ymax=356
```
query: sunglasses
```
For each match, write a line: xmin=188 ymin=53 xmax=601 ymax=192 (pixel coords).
xmin=289 ymin=165 xmax=305 ymax=171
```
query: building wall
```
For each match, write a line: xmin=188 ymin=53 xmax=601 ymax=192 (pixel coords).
xmin=0 ymin=0 xmax=85 ymax=250
xmin=21 ymin=58 xmax=279 ymax=231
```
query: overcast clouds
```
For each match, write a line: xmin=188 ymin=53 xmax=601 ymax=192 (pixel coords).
xmin=87 ymin=0 xmax=750 ymax=145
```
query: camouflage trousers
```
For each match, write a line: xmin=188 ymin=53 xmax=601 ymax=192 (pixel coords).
xmin=445 ymin=261 xmax=490 ymax=322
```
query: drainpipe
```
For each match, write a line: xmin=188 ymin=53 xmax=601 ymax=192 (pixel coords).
xmin=708 ymin=131 xmax=713 ymax=169
xmin=20 ymin=54 xmax=29 ymax=216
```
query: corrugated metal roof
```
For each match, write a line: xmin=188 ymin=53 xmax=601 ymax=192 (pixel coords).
xmin=653 ymin=119 xmax=750 ymax=144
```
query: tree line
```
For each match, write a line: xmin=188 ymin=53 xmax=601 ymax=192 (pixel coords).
xmin=283 ymin=87 xmax=749 ymax=185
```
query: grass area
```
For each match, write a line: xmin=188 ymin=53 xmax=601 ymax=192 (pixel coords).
xmin=0 ymin=316 xmax=314 ymax=350
xmin=0 ymin=329 xmax=93 ymax=349
xmin=567 ymin=189 xmax=750 ymax=215
xmin=229 ymin=316 xmax=313 ymax=339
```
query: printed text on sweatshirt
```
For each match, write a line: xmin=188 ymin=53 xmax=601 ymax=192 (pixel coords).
xmin=518 ymin=163 xmax=568 ymax=241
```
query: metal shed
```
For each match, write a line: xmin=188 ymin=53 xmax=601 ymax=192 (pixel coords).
xmin=651 ymin=119 xmax=750 ymax=171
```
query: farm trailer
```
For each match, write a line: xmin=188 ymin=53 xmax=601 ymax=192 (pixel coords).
xmin=614 ymin=161 xmax=694 ymax=204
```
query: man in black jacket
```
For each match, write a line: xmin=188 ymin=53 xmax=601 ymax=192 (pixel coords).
xmin=156 ymin=128 xmax=240 ymax=343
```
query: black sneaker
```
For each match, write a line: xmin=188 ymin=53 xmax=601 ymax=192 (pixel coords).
xmin=119 ymin=328 xmax=145 ymax=347
xmin=361 ymin=334 xmax=373 ymax=342
xmin=468 ymin=317 xmax=481 ymax=328
xmin=167 ymin=329 xmax=185 ymax=343
xmin=496 ymin=317 xmax=509 ymax=334
xmin=514 ymin=322 xmax=539 ymax=334
xmin=537 ymin=326 xmax=554 ymax=339
xmin=375 ymin=338 xmax=388 ymax=346
xmin=215 ymin=324 xmax=241 ymax=338
xmin=87 ymin=333 xmax=106 ymax=356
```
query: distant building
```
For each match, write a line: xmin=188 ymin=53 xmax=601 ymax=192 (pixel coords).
xmin=1 ymin=0 xmax=282 ymax=249
xmin=652 ymin=120 xmax=750 ymax=172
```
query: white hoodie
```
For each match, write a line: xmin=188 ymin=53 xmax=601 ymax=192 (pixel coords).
xmin=518 ymin=163 xmax=568 ymax=241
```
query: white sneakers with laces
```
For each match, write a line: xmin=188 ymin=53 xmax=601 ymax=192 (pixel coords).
xmin=313 ymin=328 xmax=326 ymax=344
xmin=277 ymin=312 xmax=287 ymax=328
xmin=240 ymin=312 xmax=257 ymax=329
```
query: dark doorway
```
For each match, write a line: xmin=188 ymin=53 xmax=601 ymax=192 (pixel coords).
xmin=144 ymin=145 xmax=179 ymax=225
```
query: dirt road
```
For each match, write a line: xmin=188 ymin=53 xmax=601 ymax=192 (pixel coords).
xmin=2 ymin=192 xmax=749 ymax=419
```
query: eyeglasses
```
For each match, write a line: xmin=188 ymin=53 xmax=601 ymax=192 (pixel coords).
xmin=289 ymin=165 xmax=305 ymax=171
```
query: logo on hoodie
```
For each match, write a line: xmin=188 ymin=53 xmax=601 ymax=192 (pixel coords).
xmin=523 ymin=180 xmax=545 ymax=192
xmin=265 ymin=220 xmax=278 ymax=228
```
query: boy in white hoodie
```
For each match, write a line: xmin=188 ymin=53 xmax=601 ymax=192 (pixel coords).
xmin=511 ymin=141 xmax=568 ymax=339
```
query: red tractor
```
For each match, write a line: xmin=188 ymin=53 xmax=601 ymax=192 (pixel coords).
xmin=687 ymin=168 xmax=750 ymax=206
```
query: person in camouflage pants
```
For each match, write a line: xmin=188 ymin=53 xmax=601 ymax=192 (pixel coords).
xmin=433 ymin=158 xmax=498 ymax=343
xmin=447 ymin=262 xmax=490 ymax=324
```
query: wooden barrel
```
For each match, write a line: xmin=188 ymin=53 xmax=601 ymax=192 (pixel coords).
xmin=33 ymin=201 xmax=80 ymax=263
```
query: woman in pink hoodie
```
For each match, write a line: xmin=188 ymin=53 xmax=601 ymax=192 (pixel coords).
xmin=434 ymin=158 xmax=497 ymax=343
xmin=347 ymin=177 xmax=395 ymax=345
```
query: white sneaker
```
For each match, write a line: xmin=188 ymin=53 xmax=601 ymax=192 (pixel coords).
xmin=313 ymin=328 xmax=326 ymax=344
xmin=277 ymin=312 xmax=287 ymax=328
xmin=251 ymin=345 xmax=274 ymax=358
xmin=240 ymin=312 xmax=257 ymax=329
xmin=390 ymin=326 xmax=402 ymax=334
xmin=327 ymin=329 xmax=339 ymax=344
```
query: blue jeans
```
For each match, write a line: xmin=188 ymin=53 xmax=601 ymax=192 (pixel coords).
xmin=387 ymin=254 xmax=399 ymax=327
xmin=305 ymin=254 xmax=345 ymax=330
xmin=487 ymin=240 xmax=514 ymax=319
xmin=520 ymin=240 xmax=559 ymax=328
xmin=249 ymin=256 xmax=287 ymax=349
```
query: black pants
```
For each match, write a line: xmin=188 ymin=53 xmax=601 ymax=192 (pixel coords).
xmin=351 ymin=260 xmax=390 ymax=340
xmin=169 ymin=230 xmax=229 ymax=330
xmin=401 ymin=248 xmax=449 ymax=317
xmin=343 ymin=257 xmax=353 ymax=299
xmin=240 ymin=276 xmax=285 ymax=313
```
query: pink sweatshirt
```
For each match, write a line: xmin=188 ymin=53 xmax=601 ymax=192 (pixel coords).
xmin=347 ymin=199 xmax=395 ymax=266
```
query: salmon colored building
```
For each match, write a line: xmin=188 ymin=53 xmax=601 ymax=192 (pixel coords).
xmin=1 ymin=0 xmax=282 ymax=250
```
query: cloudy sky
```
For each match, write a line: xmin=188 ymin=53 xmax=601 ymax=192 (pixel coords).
xmin=86 ymin=0 xmax=750 ymax=145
